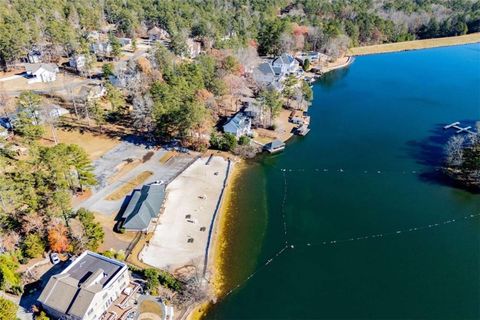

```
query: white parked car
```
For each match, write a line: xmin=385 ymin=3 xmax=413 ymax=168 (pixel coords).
xmin=50 ymin=253 xmax=60 ymax=264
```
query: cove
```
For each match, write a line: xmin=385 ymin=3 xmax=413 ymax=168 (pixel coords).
xmin=207 ymin=44 xmax=480 ymax=319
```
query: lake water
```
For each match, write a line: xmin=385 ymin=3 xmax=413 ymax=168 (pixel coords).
xmin=207 ymin=44 xmax=480 ymax=319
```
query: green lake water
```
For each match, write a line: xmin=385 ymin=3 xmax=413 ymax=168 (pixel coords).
xmin=207 ymin=44 xmax=480 ymax=319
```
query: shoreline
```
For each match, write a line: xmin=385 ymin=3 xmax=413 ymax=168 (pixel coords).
xmin=348 ymin=33 xmax=480 ymax=56
xmin=186 ymin=160 xmax=245 ymax=320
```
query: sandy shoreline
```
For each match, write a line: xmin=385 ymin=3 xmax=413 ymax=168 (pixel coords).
xmin=348 ymin=33 xmax=480 ymax=56
xmin=186 ymin=160 xmax=245 ymax=320
xmin=140 ymin=156 xmax=231 ymax=273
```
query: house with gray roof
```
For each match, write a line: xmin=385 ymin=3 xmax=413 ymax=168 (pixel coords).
xmin=272 ymin=53 xmax=300 ymax=74
xmin=25 ymin=63 xmax=59 ymax=84
xmin=253 ymin=62 xmax=285 ymax=90
xmin=38 ymin=251 xmax=130 ymax=320
xmin=253 ymin=62 xmax=276 ymax=87
xmin=121 ymin=182 xmax=166 ymax=232
xmin=223 ymin=112 xmax=252 ymax=138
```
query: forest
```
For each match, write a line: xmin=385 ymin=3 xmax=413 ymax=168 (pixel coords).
xmin=1 ymin=0 xmax=479 ymax=66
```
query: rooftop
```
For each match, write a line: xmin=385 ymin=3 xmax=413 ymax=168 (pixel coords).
xmin=25 ymin=63 xmax=58 ymax=74
xmin=122 ymin=183 xmax=166 ymax=231
xmin=38 ymin=251 xmax=127 ymax=318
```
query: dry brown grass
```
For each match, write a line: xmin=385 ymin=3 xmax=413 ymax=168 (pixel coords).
xmin=126 ymin=232 xmax=155 ymax=269
xmin=105 ymin=171 xmax=153 ymax=201
xmin=41 ymin=127 xmax=120 ymax=160
xmin=159 ymin=151 xmax=175 ymax=164
xmin=348 ymin=33 xmax=480 ymax=56
xmin=107 ymin=159 xmax=142 ymax=184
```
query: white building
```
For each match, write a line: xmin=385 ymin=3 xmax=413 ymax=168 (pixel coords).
xmin=25 ymin=63 xmax=59 ymax=84
xmin=69 ymin=55 xmax=86 ymax=72
xmin=223 ymin=112 xmax=252 ymax=138
xmin=38 ymin=251 xmax=130 ymax=320
xmin=272 ymin=53 xmax=300 ymax=74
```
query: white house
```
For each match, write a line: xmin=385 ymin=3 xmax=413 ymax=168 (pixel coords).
xmin=38 ymin=251 xmax=130 ymax=320
xmin=91 ymin=42 xmax=112 ymax=57
xmin=69 ymin=55 xmax=86 ymax=72
xmin=25 ymin=63 xmax=59 ymax=84
xmin=223 ymin=112 xmax=252 ymax=138
xmin=272 ymin=53 xmax=300 ymax=74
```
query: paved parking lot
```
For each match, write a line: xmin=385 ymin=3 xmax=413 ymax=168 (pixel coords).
xmin=76 ymin=142 xmax=196 ymax=216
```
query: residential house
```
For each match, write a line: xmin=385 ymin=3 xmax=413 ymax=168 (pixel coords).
xmin=79 ymin=85 xmax=106 ymax=102
xmin=253 ymin=62 xmax=284 ymax=91
xmin=118 ymin=38 xmax=132 ymax=48
xmin=69 ymin=55 xmax=86 ymax=72
xmin=242 ymin=98 xmax=264 ymax=126
xmin=186 ymin=38 xmax=202 ymax=58
xmin=223 ymin=112 xmax=252 ymax=138
xmin=91 ymin=42 xmax=112 ymax=57
xmin=26 ymin=50 xmax=43 ymax=64
xmin=253 ymin=63 xmax=275 ymax=87
xmin=25 ymin=63 xmax=59 ymax=84
xmin=296 ymin=51 xmax=320 ymax=64
xmin=147 ymin=26 xmax=170 ymax=42
xmin=38 ymin=251 xmax=130 ymax=320
xmin=272 ymin=53 xmax=300 ymax=75
xmin=121 ymin=182 xmax=166 ymax=232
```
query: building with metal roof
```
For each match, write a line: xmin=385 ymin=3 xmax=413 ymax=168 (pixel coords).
xmin=121 ymin=182 xmax=166 ymax=232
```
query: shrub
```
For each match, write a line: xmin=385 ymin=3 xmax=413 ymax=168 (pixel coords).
xmin=102 ymin=63 xmax=114 ymax=77
xmin=0 ymin=297 xmax=17 ymax=320
xmin=0 ymin=254 xmax=21 ymax=293
xmin=238 ymin=135 xmax=250 ymax=146
xmin=303 ymin=58 xmax=311 ymax=71
xmin=36 ymin=311 xmax=50 ymax=320
xmin=23 ymin=234 xmax=45 ymax=258
xmin=210 ymin=132 xmax=237 ymax=151
xmin=77 ymin=208 xmax=104 ymax=251
xmin=144 ymin=268 xmax=160 ymax=295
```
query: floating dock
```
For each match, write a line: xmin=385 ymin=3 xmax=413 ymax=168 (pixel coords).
xmin=444 ymin=122 xmax=476 ymax=135
xmin=295 ymin=125 xmax=310 ymax=136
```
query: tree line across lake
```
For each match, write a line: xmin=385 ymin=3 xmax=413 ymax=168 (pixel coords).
xmin=1 ymin=0 xmax=479 ymax=66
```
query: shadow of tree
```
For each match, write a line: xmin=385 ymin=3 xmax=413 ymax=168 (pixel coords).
xmin=404 ymin=121 xmax=479 ymax=194
xmin=19 ymin=260 xmax=71 ymax=312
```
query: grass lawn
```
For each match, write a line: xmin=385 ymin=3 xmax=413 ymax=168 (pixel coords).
xmin=348 ymin=33 xmax=480 ymax=56
xmin=41 ymin=127 xmax=120 ymax=160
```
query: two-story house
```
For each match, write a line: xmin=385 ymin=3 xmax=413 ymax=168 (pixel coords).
xmin=272 ymin=53 xmax=300 ymax=75
xmin=38 ymin=251 xmax=130 ymax=320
